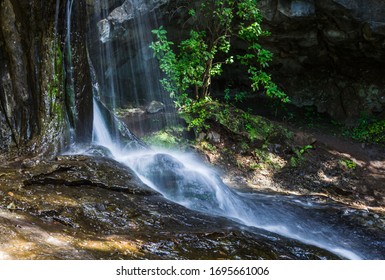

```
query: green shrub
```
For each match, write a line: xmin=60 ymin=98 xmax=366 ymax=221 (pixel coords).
xmin=348 ymin=115 xmax=385 ymax=144
xmin=150 ymin=0 xmax=288 ymax=122
xmin=339 ymin=159 xmax=357 ymax=170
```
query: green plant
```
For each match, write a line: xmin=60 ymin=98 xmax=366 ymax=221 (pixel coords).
xmin=199 ymin=141 xmax=217 ymax=152
xmin=253 ymin=147 xmax=270 ymax=163
xmin=180 ymin=97 xmax=214 ymax=132
xmin=290 ymin=145 xmax=313 ymax=167
xmin=249 ymin=162 xmax=262 ymax=170
xmin=347 ymin=115 xmax=385 ymax=144
xmin=150 ymin=0 xmax=288 ymax=127
xmin=339 ymin=159 xmax=357 ymax=170
xmin=48 ymin=41 xmax=64 ymax=121
xmin=142 ymin=126 xmax=188 ymax=149
xmin=224 ymin=88 xmax=248 ymax=104
xmin=299 ymin=145 xmax=313 ymax=154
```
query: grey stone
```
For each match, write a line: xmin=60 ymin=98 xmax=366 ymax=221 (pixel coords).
xmin=146 ymin=101 xmax=165 ymax=114
xmin=97 ymin=0 xmax=170 ymax=42
xmin=97 ymin=19 xmax=111 ymax=43
xmin=207 ymin=131 xmax=221 ymax=144
xmin=278 ymin=0 xmax=315 ymax=17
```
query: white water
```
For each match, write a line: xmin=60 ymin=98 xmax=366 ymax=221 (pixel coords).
xmin=92 ymin=100 xmax=366 ymax=260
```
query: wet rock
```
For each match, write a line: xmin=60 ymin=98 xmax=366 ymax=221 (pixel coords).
xmin=146 ymin=101 xmax=165 ymax=114
xmin=277 ymin=0 xmax=316 ymax=17
xmin=116 ymin=107 xmax=146 ymax=118
xmin=97 ymin=19 xmax=112 ymax=43
xmin=256 ymin=0 xmax=385 ymax=121
xmin=0 ymin=104 xmax=12 ymax=152
xmin=293 ymin=132 xmax=317 ymax=146
xmin=207 ymin=131 xmax=221 ymax=144
xmin=0 ymin=155 xmax=343 ymax=260
xmin=93 ymin=98 xmax=147 ymax=149
xmin=197 ymin=132 xmax=207 ymax=141
xmin=84 ymin=145 xmax=114 ymax=157
xmin=97 ymin=0 xmax=170 ymax=42
xmin=0 ymin=0 xmax=94 ymax=154
xmin=24 ymin=155 xmax=155 ymax=196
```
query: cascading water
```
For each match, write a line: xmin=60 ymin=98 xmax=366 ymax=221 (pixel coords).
xmin=91 ymin=100 xmax=385 ymax=260
xmin=87 ymin=1 xmax=385 ymax=260
xmin=64 ymin=0 xmax=76 ymax=144
xmin=88 ymin=0 xmax=177 ymax=137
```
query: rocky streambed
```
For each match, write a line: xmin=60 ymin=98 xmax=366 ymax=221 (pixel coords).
xmin=0 ymin=155 xmax=343 ymax=260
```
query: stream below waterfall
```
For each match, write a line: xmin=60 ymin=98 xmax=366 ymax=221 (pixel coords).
xmin=90 ymin=99 xmax=385 ymax=260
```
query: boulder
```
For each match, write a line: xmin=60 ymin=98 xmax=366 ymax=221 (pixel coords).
xmin=146 ymin=100 xmax=165 ymax=114
xmin=96 ymin=0 xmax=170 ymax=42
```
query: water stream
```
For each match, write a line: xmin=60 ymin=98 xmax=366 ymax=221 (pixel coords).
xmin=92 ymin=100 xmax=385 ymax=260
xmin=87 ymin=0 xmax=385 ymax=260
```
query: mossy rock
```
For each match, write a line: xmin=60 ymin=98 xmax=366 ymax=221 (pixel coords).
xmin=182 ymin=101 xmax=293 ymax=147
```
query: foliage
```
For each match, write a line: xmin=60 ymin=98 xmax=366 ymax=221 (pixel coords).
xmin=290 ymin=145 xmax=313 ymax=167
xmin=150 ymin=0 xmax=288 ymax=113
xmin=142 ymin=126 xmax=189 ymax=149
xmin=339 ymin=159 xmax=357 ymax=170
xmin=48 ymin=42 xmax=64 ymax=121
xmin=346 ymin=115 xmax=385 ymax=144
xmin=224 ymin=88 xmax=247 ymax=103
xmin=199 ymin=141 xmax=217 ymax=152
xmin=180 ymin=100 xmax=292 ymax=148
xmin=180 ymin=97 xmax=213 ymax=132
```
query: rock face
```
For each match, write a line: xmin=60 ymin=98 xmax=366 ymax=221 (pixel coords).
xmin=87 ymin=0 xmax=385 ymax=121
xmin=257 ymin=0 xmax=385 ymax=121
xmin=96 ymin=0 xmax=170 ymax=42
xmin=0 ymin=0 xmax=94 ymax=155
xmin=87 ymin=0 xmax=170 ymax=108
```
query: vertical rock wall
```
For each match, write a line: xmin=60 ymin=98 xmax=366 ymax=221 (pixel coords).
xmin=0 ymin=0 xmax=93 ymax=156
xmin=65 ymin=0 xmax=93 ymax=144
xmin=257 ymin=0 xmax=385 ymax=121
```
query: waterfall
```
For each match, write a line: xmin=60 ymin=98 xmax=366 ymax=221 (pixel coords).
xmin=86 ymin=0 xmax=384 ymax=260
xmin=88 ymin=0 xmax=178 ymax=138
xmin=91 ymin=108 xmax=366 ymax=259
xmin=64 ymin=0 xmax=76 ymax=145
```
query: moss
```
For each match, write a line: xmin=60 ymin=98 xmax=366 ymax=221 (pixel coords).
xmin=142 ymin=126 xmax=190 ymax=150
xmin=50 ymin=42 xmax=64 ymax=118
xmin=182 ymin=100 xmax=293 ymax=145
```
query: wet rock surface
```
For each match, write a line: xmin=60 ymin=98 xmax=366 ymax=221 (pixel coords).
xmin=95 ymin=0 xmax=170 ymax=42
xmin=146 ymin=101 xmax=165 ymax=114
xmin=0 ymin=155 xmax=340 ymax=260
xmin=257 ymin=0 xmax=385 ymax=121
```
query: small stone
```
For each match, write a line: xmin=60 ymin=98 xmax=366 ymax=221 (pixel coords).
xmin=207 ymin=131 xmax=221 ymax=143
xmin=197 ymin=132 xmax=207 ymax=141
xmin=95 ymin=203 xmax=107 ymax=211
xmin=146 ymin=101 xmax=165 ymax=114
xmin=97 ymin=19 xmax=111 ymax=43
xmin=7 ymin=202 xmax=16 ymax=210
